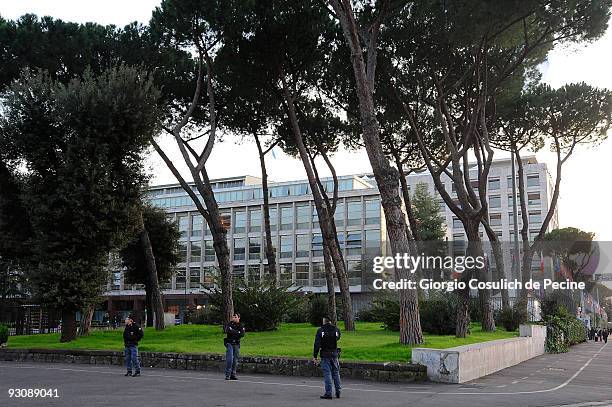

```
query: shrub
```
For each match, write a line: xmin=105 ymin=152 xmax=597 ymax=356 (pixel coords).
xmin=0 ymin=324 xmax=8 ymax=345
xmin=370 ymin=291 xmax=401 ymax=331
xmin=468 ymin=298 xmax=482 ymax=325
xmin=356 ymin=307 xmax=378 ymax=322
xmin=543 ymin=305 xmax=586 ymax=353
xmin=283 ymin=295 xmax=308 ymax=323
xmin=185 ymin=306 xmax=222 ymax=325
xmin=207 ymin=279 xmax=302 ymax=331
xmin=308 ymin=295 xmax=330 ymax=326
xmin=420 ymin=291 xmax=460 ymax=335
xmin=495 ymin=306 xmax=526 ymax=332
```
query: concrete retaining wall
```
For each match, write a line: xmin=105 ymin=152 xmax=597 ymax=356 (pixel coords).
xmin=412 ymin=324 xmax=546 ymax=383
xmin=0 ymin=348 xmax=426 ymax=383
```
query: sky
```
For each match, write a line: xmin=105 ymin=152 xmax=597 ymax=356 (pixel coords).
xmin=2 ymin=1 xmax=612 ymax=239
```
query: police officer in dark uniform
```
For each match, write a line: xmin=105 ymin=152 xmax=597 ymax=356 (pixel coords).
xmin=224 ymin=313 xmax=245 ymax=380
xmin=123 ymin=315 xmax=144 ymax=377
xmin=312 ymin=316 xmax=342 ymax=399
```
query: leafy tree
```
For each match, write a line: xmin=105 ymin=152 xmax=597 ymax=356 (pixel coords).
xmin=542 ymin=227 xmax=596 ymax=283
xmin=0 ymin=65 xmax=161 ymax=342
xmin=147 ymin=0 xmax=243 ymax=325
xmin=221 ymin=0 xmax=356 ymax=329
xmin=121 ymin=205 xmax=180 ymax=327
xmin=411 ymin=183 xmax=446 ymax=242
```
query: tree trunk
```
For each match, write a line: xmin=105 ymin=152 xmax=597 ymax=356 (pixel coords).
xmin=138 ymin=212 xmax=165 ymax=330
xmin=60 ymin=309 xmax=77 ymax=342
xmin=279 ymin=71 xmax=355 ymax=331
xmin=329 ymin=3 xmax=422 ymax=344
xmin=323 ymin=243 xmax=338 ymax=325
xmin=145 ymin=281 xmax=154 ymax=327
xmin=78 ymin=304 xmax=94 ymax=337
xmin=254 ymin=134 xmax=278 ymax=283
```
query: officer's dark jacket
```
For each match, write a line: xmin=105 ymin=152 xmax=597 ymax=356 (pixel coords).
xmin=224 ymin=322 xmax=245 ymax=345
xmin=313 ymin=323 xmax=341 ymax=359
xmin=123 ymin=323 xmax=144 ymax=347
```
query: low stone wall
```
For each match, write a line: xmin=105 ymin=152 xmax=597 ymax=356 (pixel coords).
xmin=412 ymin=324 xmax=547 ymax=383
xmin=0 ymin=348 xmax=426 ymax=382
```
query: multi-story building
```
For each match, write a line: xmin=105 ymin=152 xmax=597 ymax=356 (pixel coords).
xmin=102 ymin=156 xmax=557 ymax=317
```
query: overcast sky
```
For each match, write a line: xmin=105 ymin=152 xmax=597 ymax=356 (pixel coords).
xmin=2 ymin=1 xmax=612 ymax=239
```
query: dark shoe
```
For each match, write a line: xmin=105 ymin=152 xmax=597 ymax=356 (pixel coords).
xmin=125 ymin=372 xmax=133 ymax=377
xmin=225 ymin=376 xmax=230 ymax=380
xmin=320 ymin=395 xmax=333 ymax=399
xmin=336 ymin=391 xmax=341 ymax=398
xmin=133 ymin=371 xmax=141 ymax=377
xmin=230 ymin=376 xmax=238 ymax=380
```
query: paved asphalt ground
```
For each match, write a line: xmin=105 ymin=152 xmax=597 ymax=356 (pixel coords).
xmin=0 ymin=340 xmax=610 ymax=407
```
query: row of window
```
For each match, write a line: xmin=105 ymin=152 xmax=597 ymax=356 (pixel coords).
xmin=176 ymin=198 xmax=381 ymax=239
xmin=177 ymin=230 xmax=382 ymax=264
xmin=450 ymin=174 xmax=540 ymax=193
xmin=149 ymin=180 xmax=356 ymax=208
xmin=167 ymin=260 xmax=365 ymax=289
xmin=452 ymin=211 xmax=542 ymax=230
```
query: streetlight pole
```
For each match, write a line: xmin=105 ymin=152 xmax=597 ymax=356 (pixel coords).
xmin=510 ymin=151 xmax=521 ymax=300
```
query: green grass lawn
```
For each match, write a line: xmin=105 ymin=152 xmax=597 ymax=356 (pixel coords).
xmin=7 ymin=322 xmax=517 ymax=362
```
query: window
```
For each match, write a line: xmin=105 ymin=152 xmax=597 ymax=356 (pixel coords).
xmin=528 ymin=192 xmax=540 ymax=206
xmin=452 ymin=217 xmax=463 ymax=229
xmin=295 ymin=203 xmax=310 ymax=230
xmin=219 ymin=212 xmax=231 ymax=231
xmin=175 ymin=269 xmax=186 ymax=289
xmin=249 ymin=208 xmax=262 ymax=233
xmin=178 ymin=215 xmax=189 ymax=239
xmin=529 ymin=211 xmax=541 ymax=224
xmin=279 ymin=263 xmax=292 ymax=283
xmin=488 ymin=178 xmax=500 ymax=190
xmin=439 ymin=200 xmax=446 ymax=211
xmin=178 ymin=243 xmax=187 ymax=263
xmin=280 ymin=235 xmax=293 ymax=258
xmin=189 ymin=267 xmax=201 ymax=287
xmin=347 ymin=200 xmax=361 ymax=227
xmin=204 ymin=240 xmax=215 ymax=262
xmin=346 ymin=232 xmax=362 ymax=255
xmin=296 ymin=234 xmax=310 ymax=258
xmin=248 ymin=237 xmax=261 ymax=260
xmin=312 ymin=263 xmax=325 ymax=286
xmin=334 ymin=202 xmax=345 ymax=228
xmin=312 ymin=233 xmax=323 ymax=257
xmin=508 ymin=194 xmax=518 ymax=207
xmin=233 ymin=238 xmax=246 ymax=261
xmin=489 ymin=196 xmax=501 ymax=209
xmin=347 ymin=260 xmax=362 ymax=283
xmin=233 ymin=265 xmax=245 ymax=283
xmin=527 ymin=174 xmax=539 ymax=187
xmin=248 ymin=264 xmax=261 ymax=285
xmin=268 ymin=207 xmax=278 ymax=230
xmin=280 ymin=205 xmax=293 ymax=231
xmin=234 ymin=210 xmax=246 ymax=234
xmin=489 ymin=213 xmax=502 ymax=227
xmin=190 ymin=242 xmax=201 ymax=263
xmin=508 ymin=212 xmax=522 ymax=228
xmin=295 ymin=263 xmax=309 ymax=285
xmin=365 ymin=229 xmax=381 ymax=255
xmin=365 ymin=198 xmax=380 ymax=225
xmin=203 ymin=266 xmax=216 ymax=286
xmin=312 ymin=206 xmax=319 ymax=229
xmin=191 ymin=215 xmax=203 ymax=237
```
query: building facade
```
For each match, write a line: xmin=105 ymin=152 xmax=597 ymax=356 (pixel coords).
xmin=102 ymin=156 xmax=557 ymax=317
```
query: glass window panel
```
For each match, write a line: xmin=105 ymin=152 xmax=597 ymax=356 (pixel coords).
xmin=249 ymin=237 xmax=261 ymax=260
xmin=295 ymin=203 xmax=310 ymax=230
xmin=233 ymin=238 xmax=246 ymax=260
xmin=346 ymin=232 xmax=362 ymax=255
xmin=190 ymin=242 xmax=201 ymax=263
xmin=249 ymin=207 xmax=262 ymax=233
xmin=365 ymin=198 xmax=380 ymax=225
xmin=178 ymin=243 xmax=187 ymax=263
xmin=365 ymin=229 xmax=381 ymax=255
xmin=295 ymin=263 xmax=309 ymax=285
xmin=347 ymin=200 xmax=361 ymax=227
xmin=280 ymin=235 xmax=293 ymax=258
xmin=268 ymin=207 xmax=278 ymax=230
xmin=311 ymin=233 xmax=323 ymax=257
xmin=248 ymin=264 xmax=261 ymax=285
xmin=488 ymin=178 xmax=500 ymax=190
xmin=191 ymin=215 xmax=202 ymax=237
xmin=204 ymin=240 xmax=215 ymax=262
xmin=312 ymin=263 xmax=325 ymax=286
xmin=489 ymin=196 xmax=501 ymax=209
xmin=234 ymin=210 xmax=246 ymax=234
xmin=279 ymin=263 xmax=293 ymax=283
xmin=280 ymin=205 xmax=293 ymax=230
xmin=296 ymin=234 xmax=310 ymax=258
xmin=334 ymin=201 xmax=345 ymax=228
xmin=527 ymin=174 xmax=539 ymax=187
xmin=219 ymin=212 xmax=231 ymax=231
xmin=178 ymin=215 xmax=189 ymax=238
